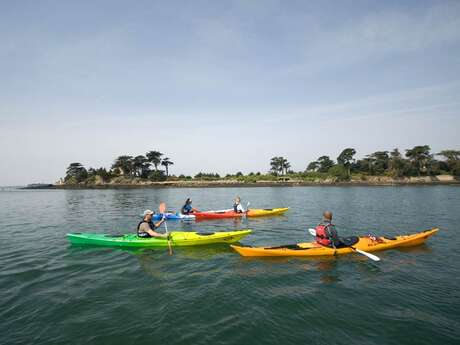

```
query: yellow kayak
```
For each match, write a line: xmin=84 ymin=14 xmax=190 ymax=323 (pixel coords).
xmin=231 ymin=228 xmax=438 ymax=257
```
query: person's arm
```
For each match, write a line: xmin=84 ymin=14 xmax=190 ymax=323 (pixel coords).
xmin=154 ymin=218 xmax=165 ymax=228
xmin=147 ymin=229 xmax=168 ymax=238
xmin=139 ymin=222 xmax=167 ymax=238
xmin=327 ymin=224 xmax=339 ymax=247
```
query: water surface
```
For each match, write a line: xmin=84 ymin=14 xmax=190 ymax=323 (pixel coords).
xmin=1 ymin=186 xmax=459 ymax=345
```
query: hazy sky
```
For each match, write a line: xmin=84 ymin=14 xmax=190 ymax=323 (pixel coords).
xmin=1 ymin=0 xmax=459 ymax=185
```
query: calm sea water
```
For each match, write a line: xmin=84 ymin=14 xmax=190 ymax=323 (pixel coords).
xmin=1 ymin=186 xmax=459 ymax=345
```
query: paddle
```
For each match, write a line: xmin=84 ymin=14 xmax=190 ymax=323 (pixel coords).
xmin=308 ymin=228 xmax=380 ymax=262
xmin=159 ymin=202 xmax=173 ymax=255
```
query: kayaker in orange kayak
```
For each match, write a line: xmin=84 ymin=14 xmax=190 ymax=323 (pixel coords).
xmin=137 ymin=210 xmax=168 ymax=238
xmin=315 ymin=211 xmax=341 ymax=248
xmin=233 ymin=196 xmax=246 ymax=213
xmin=181 ymin=198 xmax=199 ymax=215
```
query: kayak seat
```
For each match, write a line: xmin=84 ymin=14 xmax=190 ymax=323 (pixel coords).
xmin=337 ymin=236 xmax=359 ymax=247
xmin=197 ymin=232 xmax=215 ymax=236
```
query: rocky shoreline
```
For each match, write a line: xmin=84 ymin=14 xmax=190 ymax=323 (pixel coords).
xmin=43 ymin=175 xmax=460 ymax=189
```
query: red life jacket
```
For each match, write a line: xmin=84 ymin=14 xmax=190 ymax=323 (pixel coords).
xmin=315 ymin=224 xmax=332 ymax=246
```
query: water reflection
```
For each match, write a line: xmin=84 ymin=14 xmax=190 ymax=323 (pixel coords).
xmin=396 ymin=244 xmax=432 ymax=254
xmin=134 ymin=245 xmax=234 ymax=279
xmin=316 ymin=259 xmax=341 ymax=284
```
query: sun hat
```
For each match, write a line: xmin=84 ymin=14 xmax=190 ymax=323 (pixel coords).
xmin=143 ymin=209 xmax=154 ymax=217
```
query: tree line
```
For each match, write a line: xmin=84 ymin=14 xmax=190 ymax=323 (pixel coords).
xmin=65 ymin=151 xmax=174 ymax=183
xmin=64 ymin=145 xmax=459 ymax=184
xmin=270 ymin=146 xmax=460 ymax=179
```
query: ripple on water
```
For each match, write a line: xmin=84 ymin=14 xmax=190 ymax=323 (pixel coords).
xmin=1 ymin=187 xmax=460 ymax=345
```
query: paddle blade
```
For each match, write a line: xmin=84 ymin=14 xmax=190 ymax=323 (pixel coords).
xmin=354 ymin=248 xmax=381 ymax=261
xmin=159 ymin=202 xmax=166 ymax=214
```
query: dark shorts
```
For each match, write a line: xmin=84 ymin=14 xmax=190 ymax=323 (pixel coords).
xmin=137 ymin=232 xmax=151 ymax=238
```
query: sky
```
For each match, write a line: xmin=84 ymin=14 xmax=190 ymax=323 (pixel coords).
xmin=1 ymin=0 xmax=459 ymax=185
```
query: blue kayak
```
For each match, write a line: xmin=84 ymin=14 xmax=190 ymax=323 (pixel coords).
xmin=152 ymin=213 xmax=196 ymax=221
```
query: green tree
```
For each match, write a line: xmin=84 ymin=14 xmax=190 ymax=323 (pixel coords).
xmin=112 ymin=155 xmax=134 ymax=176
xmin=146 ymin=151 xmax=163 ymax=171
xmin=65 ymin=162 xmax=88 ymax=183
xmin=367 ymin=151 xmax=389 ymax=175
xmin=270 ymin=157 xmax=284 ymax=175
xmin=306 ymin=161 xmax=319 ymax=172
xmin=133 ymin=155 xmax=150 ymax=178
xmin=388 ymin=148 xmax=407 ymax=177
xmin=337 ymin=148 xmax=356 ymax=178
xmin=405 ymin=145 xmax=432 ymax=176
xmin=281 ymin=157 xmax=291 ymax=175
xmin=161 ymin=157 xmax=174 ymax=176
xmin=437 ymin=150 xmax=460 ymax=175
xmin=328 ymin=164 xmax=348 ymax=180
xmin=148 ymin=170 xmax=167 ymax=181
xmin=317 ymin=156 xmax=334 ymax=173
xmin=87 ymin=167 xmax=112 ymax=181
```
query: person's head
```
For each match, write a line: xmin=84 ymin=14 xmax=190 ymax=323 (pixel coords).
xmin=323 ymin=211 xmax=333 ymax=221
xmin=143 ymin=209 xmax=154 ymax=220
xmin=185 ymin=198 xmax=192 ymax=204
xmin=235 ymin=196 xmax=241 ymax=203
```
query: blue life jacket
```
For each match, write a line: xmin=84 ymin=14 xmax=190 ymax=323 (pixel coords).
xmin=182 ymin=204 xmax=193 ymax=214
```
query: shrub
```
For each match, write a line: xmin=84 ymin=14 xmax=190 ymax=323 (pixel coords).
xmin=149 ymin=170 xmax=167 ymax=181
xmin=328 ymin=165 xmax=349 ymax=181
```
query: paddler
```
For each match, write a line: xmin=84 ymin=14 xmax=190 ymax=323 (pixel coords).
xmin=315 ymin=211 xmax=341 ymax=248
xmin=181 ymin=198 xmax=198 ymax=214
xmin=233 ymin=196 xmax=245 ymax=213
xmin=137 ymin=209 xmax=168 ymax=238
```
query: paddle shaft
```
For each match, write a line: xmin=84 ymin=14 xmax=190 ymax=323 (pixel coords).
xmin=159 ymin=203 xmax=173 ymax=255
xmin=164 ymin=219 xmax=172 ymax=255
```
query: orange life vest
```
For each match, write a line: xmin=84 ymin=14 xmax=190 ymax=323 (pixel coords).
xmin=315 ymin=224 xmax=332 ymax=246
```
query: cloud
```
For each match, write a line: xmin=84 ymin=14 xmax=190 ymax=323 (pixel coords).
xmin=282 ymin=2 xmax=460 ymax=75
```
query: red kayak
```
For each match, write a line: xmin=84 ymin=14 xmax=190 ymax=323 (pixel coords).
xmin=192 ymin=208 xmax=289 ymax=219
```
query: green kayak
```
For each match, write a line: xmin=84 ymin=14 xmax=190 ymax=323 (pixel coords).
xmin=67 ymin=230 xmax=252 ymax=248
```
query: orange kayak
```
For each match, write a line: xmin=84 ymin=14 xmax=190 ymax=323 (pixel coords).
xmin=231 ymin=228 xmax=438 ymax=257
xmin=193 ymin=208 xmax=289 ymax=220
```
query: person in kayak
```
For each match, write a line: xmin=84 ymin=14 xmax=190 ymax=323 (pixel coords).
xmin=181 ymin=198 xmax=198 ymax=214
xmin=315 ymin=211 xmax=341 ymax=248
xmin=137 ymin=210 xmax=168 ymax=238
xmin=233 ymin=196 xmax=245 ymax=213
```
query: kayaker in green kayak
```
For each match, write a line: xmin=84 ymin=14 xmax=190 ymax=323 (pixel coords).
xmin=137 ymin=210 xmax=168 ymax=238
xmin=314 ymin=211 xmax=341 ymax=248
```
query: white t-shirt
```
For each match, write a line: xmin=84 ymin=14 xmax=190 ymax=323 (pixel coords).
xmin=235 ymin=203 xmax=245 ymax=213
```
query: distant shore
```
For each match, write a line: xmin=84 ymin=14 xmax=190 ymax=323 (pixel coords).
xmin=24 ymin=175 xmax=459 ymax=189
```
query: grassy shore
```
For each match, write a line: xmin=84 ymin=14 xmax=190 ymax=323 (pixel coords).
xmin=53 ymin=174 xmax=459 ymax=189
